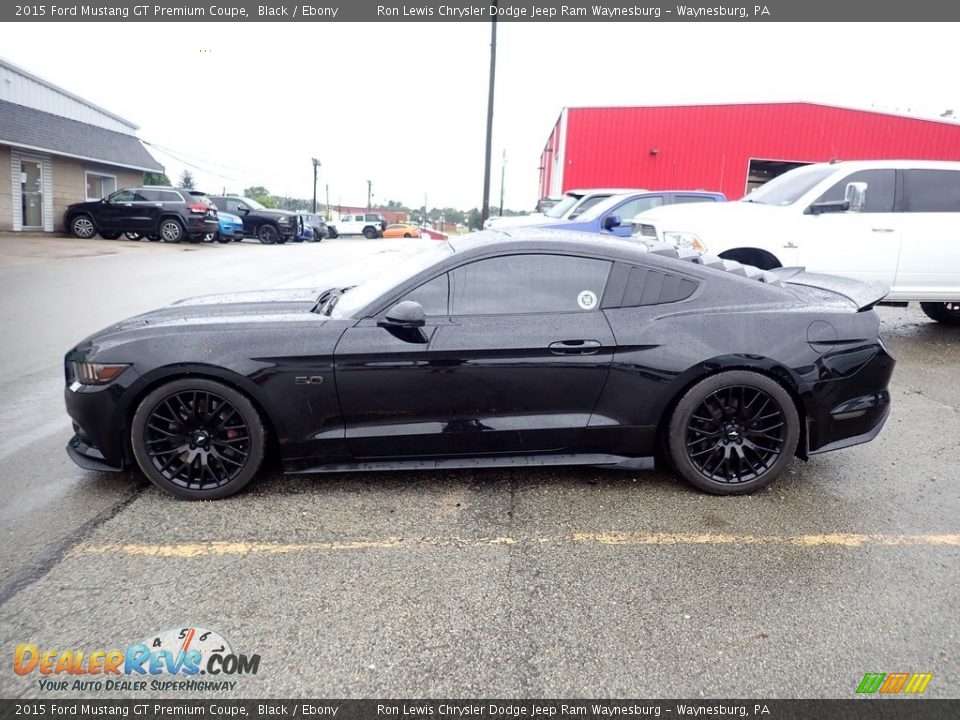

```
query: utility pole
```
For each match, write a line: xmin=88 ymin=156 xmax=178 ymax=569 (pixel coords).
xmin=498 ymin=149 xmax=506 ymax=216
xmin=367 ymin=180 xmax=372 ymax=210
xmin=481 ymin=2 xmax=497 ymax=224
xmin=311 ymin=158 xmax=320 ymax=214
xmin=325 ymin=184 xmax=330 ymax=220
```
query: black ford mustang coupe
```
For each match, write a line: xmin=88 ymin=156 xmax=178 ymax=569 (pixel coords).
xmin=64 ymin=231 xmax=894 ymax=500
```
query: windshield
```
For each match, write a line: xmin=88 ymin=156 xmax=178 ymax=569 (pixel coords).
xmin=242 ymin=197 xmax=267 ymax=210
xmin=543 ymin=193 xmax=583 ymax=218
xmin=330 ymin=243 xmax=455 ymax=318
xmin=744 ymin=165 xmax=836 ymax=206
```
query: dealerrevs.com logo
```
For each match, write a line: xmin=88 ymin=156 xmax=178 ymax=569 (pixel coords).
xmin=14 ymin=626 xmax=260 ymax=692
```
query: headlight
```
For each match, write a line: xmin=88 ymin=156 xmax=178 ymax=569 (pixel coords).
xmin=71 ymin=362 xmax=129 ymax=385
xmin=277 ymin=216 xmax=290 ymax=225
xmin=663 ymin=231 xmax=707 ymax=254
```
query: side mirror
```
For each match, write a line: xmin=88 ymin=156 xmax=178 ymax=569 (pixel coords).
xmin=602 ymin=215 xmax=622 ymax=231
xmin=378 ymin=300 xmax=425 ymax=329
xmin=845 ymin=181 xmax=867 ymax=213
xmin=808 ymin=199 xmax=849 ymax=215
xmin=238 ymin=207 xmax=250 ymax=214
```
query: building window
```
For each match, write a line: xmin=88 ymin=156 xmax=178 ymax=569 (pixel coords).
xmin=85 ymin=172 xmax=117 ymax=201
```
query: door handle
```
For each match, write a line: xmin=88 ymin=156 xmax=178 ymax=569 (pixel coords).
xmin=871 ymin=228 xmax=895 ymax=233
xmin=549 ymin=339 xmax=602 ymax=355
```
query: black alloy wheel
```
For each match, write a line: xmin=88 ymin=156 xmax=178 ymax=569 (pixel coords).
xmin=920 ymin=302 xmax=960 ymax=326
xmin=131 ymin=379 xmax=265 ymax=500
xmin=668 ymin=371 xmax=799 ymax=494
xmin=70 ymin=214 xmax=97 ymax=239
xmin=159 ymin=219 xmax=184 ymax=243
xmin=124 ymin=232 xmax=144 ymax=241
xmin=256 ymin=224 xmax=279 ymax=244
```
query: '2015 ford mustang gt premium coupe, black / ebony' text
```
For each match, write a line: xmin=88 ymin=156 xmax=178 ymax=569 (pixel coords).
xmin=64 ymin=231 xmax=894 ymax=500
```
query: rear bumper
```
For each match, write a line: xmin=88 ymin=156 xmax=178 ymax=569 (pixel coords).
xmin=185 ymin=216 xmax=219 ymax=234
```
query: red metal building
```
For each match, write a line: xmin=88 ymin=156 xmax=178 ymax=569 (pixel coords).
xmin=539 ymin=102 xmax=960 ymax=201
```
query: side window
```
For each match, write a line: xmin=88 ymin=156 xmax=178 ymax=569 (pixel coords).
xmin=901 ymin=170 xmax=960 ymax=212
xmin=139 ymin=189 xmax=160 ymax=202
xmin=402 ymin=273 xmax=449 ymax=316
xmin=567 ymin=195 xmax=607 ymax=219
xmin=448 ymin=254 xmax=611 ymax=316
xmin=609 ymin=264 xmax=700 ymax=307
xmin=812 ymin=170 xmax=895 ymax=213
xmin=226 ymin=199 xmax=245 ymax=213
xmin=109 ymin=190 xmax=138 ymax=203
xmin=611 ymin=196 xmax=664 ymax=223
xmin=160 ymin=191 xmax=183 ymax=202
xmin=674 ymin=195 xmax=716 ymax=204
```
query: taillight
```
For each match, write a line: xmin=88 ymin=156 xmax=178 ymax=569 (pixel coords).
xmin=187 ymin=203 xmax=208 ymax=214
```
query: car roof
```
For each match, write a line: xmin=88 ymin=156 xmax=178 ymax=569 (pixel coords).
xmin=565 ymin=187 xmax=646 ymax=197
xmin=808 ymin=159 xmax=960 ymax=171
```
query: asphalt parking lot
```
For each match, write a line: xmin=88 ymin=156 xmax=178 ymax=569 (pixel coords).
xmin=0 ymin=233 xmax=957 ymax=699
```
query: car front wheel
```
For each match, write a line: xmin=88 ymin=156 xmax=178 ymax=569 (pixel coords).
xmin=920 ymin=302 xmax=960 ymax=326
xmin=667 ymin=370 xmax=799 ymax=495
xmin=70 ymin=214 xmax=97 ymax=239
xmin=125 ymin=232 xmax=143 ymax=241
xmin=131 ymin=378 xmax=266 ymax=500
xmin=256 ymin=224 xmax=279 ymax=244
xmin=159 ymin=219 xmax=184 ymax=243
xmin=362 ymin=227 xmax=378 ymax=239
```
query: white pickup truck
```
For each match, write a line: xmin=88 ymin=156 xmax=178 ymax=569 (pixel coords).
xmin=633 ymin=160 xmax=960 ymax=324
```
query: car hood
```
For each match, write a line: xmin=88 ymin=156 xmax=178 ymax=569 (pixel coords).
xmin=485 ymin=214 xmax=547 ymax=229
xmin=638 ymin=199 xmax=778 ymax=228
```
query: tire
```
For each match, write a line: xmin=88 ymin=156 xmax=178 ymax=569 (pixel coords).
xmin=256 ymin=224 xmax=279 ymax=244
xmin=159 ymin=219 xmax=184 ymax=243
xmin=362 ymin=227 xmax=378 ymax=239
xmin=217 ymin=233 xmax=232 ymax=244
xmin=125 ymin=232 xmax=144 ymax=241
xmin=327 ymin=228 xmax=338 ymax=239
xmin=69 ymin=214 xmax=97 ymax=239
xmin=920 ymin=302 xmax=960 ymax=326
xmin=310 ymin=230 xmax=323 ymax=242
xmin=667 ymin=370 xmax=799 ymax=495
xmin=99 ymin=232 xmax=121 ymax=240
xmin=403 ymin=233 xmax=412 ymax=238
xmin=130 ymin=378 xmax=266 ymax=500
xmin=202 ymin=232 xmax=216 ymax=243
xmin=276 ymin=236 xmax=289 ymax=245
xmin=187 ymin=235 xmax=203 ymax=244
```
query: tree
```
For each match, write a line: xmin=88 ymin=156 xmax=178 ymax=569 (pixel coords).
xmin=178 ymin=170 xmax=195 ymax=189
xmin=143 ymin=171 xmax=171 ymax=186
xmin=466 ymin=208 xmax=483 ymax=231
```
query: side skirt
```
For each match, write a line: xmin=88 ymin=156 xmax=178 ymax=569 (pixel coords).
xmin=285 ymin=453 xmax=655 ymax=475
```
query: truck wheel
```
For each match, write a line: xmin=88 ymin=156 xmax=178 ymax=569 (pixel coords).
xmin=159 ymin=219 xmax=184 ymax=243
xmin=327 ymin=228 xmax=338 ymax=239
xmin=362 ymin=227 xmax=378 ymax=239
xmin=256 ymin=224 xmax=279 ymax=244
xmin=920 ymin=302 xmax=960 ymax=326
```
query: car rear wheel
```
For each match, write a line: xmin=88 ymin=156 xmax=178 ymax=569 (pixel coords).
xmin=131 ymin=378 xmax=266 ymax=500
xmin=256 ymin=224 xmax=279 ymax=244
xmin=217 ymin=233 xmax=232 ymax=244
xmin=99 ymin=232 xmax=121 ymax=240
xmin=327 ymin=228 xmax=338 ymax=239
xmin=159 ymin=219 xmax=184 ymax=243
xmin=124 ymin=232 xmax=143 ymax=241
xmin=202 ymin=232 xmax=216 ymax=243
xmin=403 ymin=233 xmax=412 ymax=238
xmin=667 ymin=370 xmax=799 ymax=495
xmin=362 ymin=227 xmax=378 ymax=239
xmin=920 ymin=302 xmax=960 ymax=325
xmin=69 ymin=214 xmax=97 ymax=239
xmin=310 ymin=230 xmax=323 ymax=242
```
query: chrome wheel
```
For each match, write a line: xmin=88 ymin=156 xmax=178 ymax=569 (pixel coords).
xmin=160 ymin=220 xmax=183 ymax=243
xmin=71 ymin=215 xmax=96 ymax=239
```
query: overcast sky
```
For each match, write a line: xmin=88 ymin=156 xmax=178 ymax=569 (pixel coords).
xmin=3 ymin=22 xmax=959 ymax=210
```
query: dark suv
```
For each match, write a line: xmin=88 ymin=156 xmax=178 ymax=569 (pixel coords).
xmin=64 ymin=187 xmax=219 ymax=243
xmin=209 ymin=196 xmax=300 ymax=244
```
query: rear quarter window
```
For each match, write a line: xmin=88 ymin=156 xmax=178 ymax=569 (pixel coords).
xmin=605 ymin=264 xmax=700 ymax=307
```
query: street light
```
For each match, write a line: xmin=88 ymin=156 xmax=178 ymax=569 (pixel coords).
xmin=311 ymin=158 xmax=321 ymax=214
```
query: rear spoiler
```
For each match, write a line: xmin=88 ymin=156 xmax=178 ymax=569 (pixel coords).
xmin=642 ymin=243 xmax=889 ymax=311
xmin=769 ymin=268 xmax=890 ymax=311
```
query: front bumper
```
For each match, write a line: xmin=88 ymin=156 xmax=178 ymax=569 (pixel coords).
xmin=67 ymin=431 xmax=123 ymax=472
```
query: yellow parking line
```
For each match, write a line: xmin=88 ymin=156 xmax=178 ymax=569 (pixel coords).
xmin=70 ymin=533 xmax=960 ymax=557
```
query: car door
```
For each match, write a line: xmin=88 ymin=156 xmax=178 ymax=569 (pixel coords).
xmin=223 ymin=198 xmax=253 ymax=234
xmin=892 ymin=169 xmax=960 ymax=299
xmin=97 ymin=189 xmax=141 ymax=231
xmin=794 ymin=169 xmax=901 ymax=287
xmin=333 ymin=253 xmax=616 ymax=459
xmin=601 ymin=195 xmax=664 ymax=237
xmin=136 ymin=189 xmax=168 ymax=232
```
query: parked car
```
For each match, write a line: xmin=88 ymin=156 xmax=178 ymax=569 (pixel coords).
xmin=483 ymin=188 xmax=642 ymax=230
xmin=63 ymin=230 xmax=893 ymax=500
xmin=298 ymin=213 xmax=328 ymax=242
xmin=383 ymin=223 xmax=422 ymax=238
xmin=211 ymin=211 xmax=245 ymax=243
xmin=633 ymin=160 xmax=960 ymax=324
xmin=65 ymin=187 xmax=218 ymax=244
xmin=532 ymin=190 xmax=725 ymax=236
xmin=417 ymin=226 xmax=448 ymax=240
xmin=208 ymin=196 xmax=299 ymax=244
xmin=325 ymin=220 xmax=339 ymax=239
xmin=335 ymin=213 xmax=386 ymax=238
